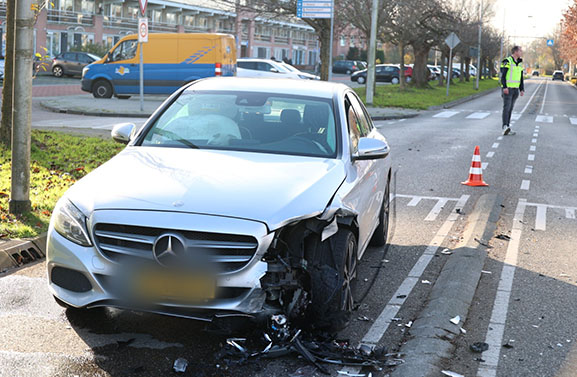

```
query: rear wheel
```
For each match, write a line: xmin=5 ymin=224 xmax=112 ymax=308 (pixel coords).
xmin=52 ymin=65 xmax=63 ymax=77
xmin=309 ymin=228 xmax=358 ymax=331
xmin=370 ymin=177 xmax=391 ymax=247
xmin=357 ymin=76 xmax=366 ymax=84
xmin=391 ymin=77 xmax=400 ymax=84
xmin=346 ymin=69 xmax=352 ymax=75
xmin=92 ymin=80 xmax=113 ymax=98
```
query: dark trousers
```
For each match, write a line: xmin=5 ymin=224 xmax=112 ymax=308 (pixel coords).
xmin=502 ymin=88 xmax=519 ymax=126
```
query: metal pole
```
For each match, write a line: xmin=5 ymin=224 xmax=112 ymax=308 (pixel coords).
xmin=327 ymin=2 xmax=334 ymax=82
xmin=446 ymin=47 xmax=453 ymax=97
xmin=139 ymin=42 xmax=144 ymax=111
xmin=475 ymin=0 xmax=482 ymax=90
xmin=10 ymin=0 xmax=34 ymax=214
xmin=499 ymin=8 xmax=505 ymax=61
xmin=366 ymin=0 xmax=379 ymax=105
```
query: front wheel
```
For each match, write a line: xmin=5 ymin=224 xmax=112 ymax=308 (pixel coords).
xmin=357 ymin=76 xmax=366 ymax=84
xmin=370 ymin=177 xmax=391 ymax=247
xmin=52 ymin=65 xmax=64 ymax=77
xmin=391 ymin=77 xmax=400 ymax=84
xmin=92 ymin=80 xmax=113 ymax=98
xmin=346 ymin=69 xmax=352 ymax=75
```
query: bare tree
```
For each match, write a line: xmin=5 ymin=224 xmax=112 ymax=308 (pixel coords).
xmin=0 ymin=0 xmax=15 ymax=146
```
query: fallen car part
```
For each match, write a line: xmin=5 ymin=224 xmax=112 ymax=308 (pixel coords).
xmin=173 ymin=358 xmax=188 ymax=373
xmin=450 ymin=315 xmax=461 ymax=325
xmin=470 ymin=342 xmax=489 ymax=353
xmin=441 ymin=371 xmax=464 ymax=377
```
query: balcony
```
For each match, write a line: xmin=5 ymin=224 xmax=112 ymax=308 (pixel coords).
xmin=149 ymin=21 xmax=178 ymax=33
xmin=184 ymin=25 xmax=210 ymax=33
xmin=254 ymin=34 xmax=271 ymax=42
xmin=307 ymin=40 xmax=318 ymax=48
xmin=0 ymin=4 xmax=6 ymax=18
xmin=103 ymin=16 xmax=138 ymax=30
xmin=47 ymin=9 xmax=94 ymax=26
xmin=293 ymin=38 xmax=306 ymax=46
xmin=275 ymin=36 xmax=289 ymax=44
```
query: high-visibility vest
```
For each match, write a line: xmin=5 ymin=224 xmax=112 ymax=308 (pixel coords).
xmin=501 ymin=56 xmax=523 ymax=88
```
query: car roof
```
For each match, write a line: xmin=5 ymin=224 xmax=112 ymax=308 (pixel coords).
xmin=238 ymin=58 xmax=278 ymax=63
xmin=186 ymin=77 xmax=349 ymax=99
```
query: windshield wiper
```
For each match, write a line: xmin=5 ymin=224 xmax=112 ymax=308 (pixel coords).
xmin=155 ymin=129 xmax=199 ymax=149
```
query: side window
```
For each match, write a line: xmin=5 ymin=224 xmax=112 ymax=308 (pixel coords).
xmin=238 ymin=61 xmax=256 ymax=70
xmin=63 ymin=52 xmax=75 ymax=60
xmin=78 ymin=54 xmax=90 ymax=63
xmin=345 ymin=98 xmax=362 ymax=153
xmin=110 ymin=40 xmax=137 ymax=62
xmin=257 ymin=62 xmax=274 ymax=72
xmin=347 ymin=94 xmax=372 ymax=136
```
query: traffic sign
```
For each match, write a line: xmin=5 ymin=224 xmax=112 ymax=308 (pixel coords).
xmin=297 ymin=0 xmax=333 ymax=19
xmin=547 ymin=39 xmax=554 ymax=47
xmin=138 ymin=18 xmax=148 ymax=43
xmin=445 ymin=32 xmax=460 ymax=49
xmin=139 ymin=0 xmax=148 ymax=16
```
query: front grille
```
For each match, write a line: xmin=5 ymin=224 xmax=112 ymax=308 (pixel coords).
xmin=93 ymin=223 xmax=259 ymax=272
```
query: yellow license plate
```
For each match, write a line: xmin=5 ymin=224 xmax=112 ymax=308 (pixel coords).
xmin=136 ymin=271 xmax=215 ymax=302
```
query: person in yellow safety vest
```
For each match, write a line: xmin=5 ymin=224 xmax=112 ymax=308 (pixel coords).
xmin=500 ymin=45 xmax=525 ymax=136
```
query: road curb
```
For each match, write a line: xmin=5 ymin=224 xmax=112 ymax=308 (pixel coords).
xmin=428 ymin=87 xmax=501 ymax=111
xmin=391 ymin=193 xmax=503 ymax=377
xmin=370 ymin=113 xmax=420 ymax=121
xmin=39 ymin=101 xmax=152 ymax=118
xmin=0 ymin=233 xmax=47 ymax=273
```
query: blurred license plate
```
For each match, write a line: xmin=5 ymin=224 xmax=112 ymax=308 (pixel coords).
xmin=136 ymin=271 xmax=215 ymax=302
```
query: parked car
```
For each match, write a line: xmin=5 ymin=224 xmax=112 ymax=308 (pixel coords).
xmin=52 ymin=52 xmax=101 ymax=78
xmin=532 ymin=70 xmax=540 ymax=77
xmin=428 ymin=65 xmax=442 ymax=79
xmin=47 ymin=77 xmax=392 ymax=330
xmin=0 ymin=58 xmax=4 ymax=80
xmin=443 ymin=68 xmax=460 ymax=79
xmin=82 ymin=33 xmax=236 ymax=99
xmin=332 ymin=60 xmax=367 ymax=74
xmin=552 ymin=70 xmax=564 ymax=81
xmin=351 ymin=64 xmax=411 ymax=84
xmin=236 ymin=58 xmax=319 ymax=80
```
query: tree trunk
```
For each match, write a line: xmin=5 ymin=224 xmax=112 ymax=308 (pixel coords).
xmin=0 ymin=0 xmax=15 ymax=147
xmin=459 ymin=57 xmax=465 ymax=82
xmin=412 ymin=44 xmax=430 ymax=89
xmin=399 ymin=42 xmax=406 ymax=90
xmin=318 ymin=26 xmax=330 ymax=81
xmin=438 ymin=50 xmax=446 ymax=87
xmin=465 ymin=57 xmax=471 ymax=82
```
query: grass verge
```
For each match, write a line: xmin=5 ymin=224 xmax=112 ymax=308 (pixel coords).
xmin=354 ymin=78 xmax=500 ymax=109
xmin=0 ymin=130 xmax=123 ymax=239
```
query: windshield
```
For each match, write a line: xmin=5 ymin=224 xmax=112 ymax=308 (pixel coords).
xmin=280 ymin=63 xmax=298 ymax=72
xmin=140 ymin=91 xmax=338 ymax=158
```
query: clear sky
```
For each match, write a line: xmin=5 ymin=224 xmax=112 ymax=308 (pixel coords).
xmin=491 ymin=0 xmax=572 ymax=43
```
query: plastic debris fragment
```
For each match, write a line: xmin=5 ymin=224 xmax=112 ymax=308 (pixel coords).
xmin=450 ymin=315 xmax=461 ymax=325
xmin=470 ymin=342 xmax=489 ymax=353
xmin=441 ymin=371 xmax=464 ymax=377
xmin=173 ymin=358 xmax=188 ymax=373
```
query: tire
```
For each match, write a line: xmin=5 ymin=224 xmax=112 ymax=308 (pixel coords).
xmin=370 ymin=177 xmax=391 ymax=247
xmin=92 ymin=80 xmax=113 ymax=98
xmin=116 ymin=95 xmax=131 ymax=100
xmin=391 ymin=77 xmax=400 ymax=84
xmin=52 ymin=65 xmax=64 ymax=78
xmin=346 ymin=69 xmax=352 ymax=75
xmin=357 ymin=76 xmax=366 ymax=84
xmin=309 ymin=229 xmax=358 ymax=331
xmin=406 ymin=76 xmax=412 ymax=83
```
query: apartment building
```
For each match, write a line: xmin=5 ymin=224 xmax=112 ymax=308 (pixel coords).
xmin=0 ymin=0 xmax=320 ymax=68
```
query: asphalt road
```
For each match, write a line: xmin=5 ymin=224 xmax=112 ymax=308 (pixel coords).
xmin=1 ymin=77 xmax=576 ymax=377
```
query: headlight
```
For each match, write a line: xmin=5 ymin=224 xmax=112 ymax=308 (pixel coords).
xmin=82 ymin=66 xmax=90 ymax=77
xmin=298 ymin=74 xmax=310 ymax=80
xmin=53 ymin=199 xmax=92 ymax=246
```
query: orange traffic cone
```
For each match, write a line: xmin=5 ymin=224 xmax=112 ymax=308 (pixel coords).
xmin=461 ymin=146 xmax=488 ymax=187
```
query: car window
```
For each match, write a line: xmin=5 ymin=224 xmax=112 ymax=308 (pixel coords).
xmin=110 ymin=39 xmax=138 ymax=62
xmin=238 ymin=61 xmax=256 ymax=70
xmin=63 ymin=52 xmax=76 ymax=60
xmin=140 ymin=91 xmax=337 ymax=158
xmin=335 ymin=61 xmax=344 ymax=67
xmin=256 ymin=62 xmax=275 ymax=72
xmin=77 ymin=54 xmax=91 ymax=63
xmin=347 ymin=94 xmax=371 ymax=136
xmin=345 ymin=98 xmax=362 ymax=153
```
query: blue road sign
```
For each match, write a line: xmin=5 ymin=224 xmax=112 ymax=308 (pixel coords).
xmin=547 ymin=39 xmax=554 ymax=47
xmin=296 ymin=0 xmax=333 ymax=18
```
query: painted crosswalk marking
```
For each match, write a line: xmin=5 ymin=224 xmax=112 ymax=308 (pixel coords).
xmin=525 ymin=165 xmax=533 ymax=174
xmin=486 ymin=151 xmax=495 ymax=158
xmin=535 ymin=115 xmax=553 ymax=123
xmin=433 ymin=111 xmax=460 ymax=118
xmin=528 ymin=154 xmax=535 ymax=161
xmin=482 ymin=162 xmax=488 ymax=170
xmin=524 ymin=201 xmax=577 ymax=231
xmin=530 ymin=145 xmax=536 ymax=152
xmin=570 ymin=118 xmax=577 ymax=125
xmin=511 ymin=113 xmax=521 ymax=121
xmin=393 ymin=194 xmax=464 ymax=222
xmin=466 ymin=112 xmax=491 ymax=119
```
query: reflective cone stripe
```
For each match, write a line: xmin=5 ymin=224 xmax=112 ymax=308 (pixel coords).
xmin=461 ymin=146 xmax=489 ymax=187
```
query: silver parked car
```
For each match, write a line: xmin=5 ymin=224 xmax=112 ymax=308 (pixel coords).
xmin=47 ymin=78 xmax=392 ymax=329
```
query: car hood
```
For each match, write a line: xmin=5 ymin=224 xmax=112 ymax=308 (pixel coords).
xmin=66 ymin=147 xmax=346 ymax=231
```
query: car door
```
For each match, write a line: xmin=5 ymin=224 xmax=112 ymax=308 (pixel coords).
xmin=375 ymin=66 xmax=386 ymax=82
xmin=342 ymin=93 xmax=383 ymax=252
xmin=62 ymin=52 xmax=76 ymax=74
xmin=106 ymin=39 xmax=139 ymax=94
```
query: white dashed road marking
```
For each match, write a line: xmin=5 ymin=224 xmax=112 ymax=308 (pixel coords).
xmin=486 ymin=151 xmax=495 ymax=158
xmin=433 ymin=110 xmax=460 ymax=118
xmin=466 ymin=112 xmax=491 ymax=119
xmin=492 ymin=143 xmax=499 ymax=149
xmin=511 ymin=113 xmax=521 ymax=121
xmin=570 ymin=118 xmax=577 ymax=125
xmin=532 ymin=138 xmax=537 ymax=143
xmin=497 ymin=136 xmax=503 ymax=141
xmin=520 ymin=180 xmax=530 ymax=190
xmin=528 ymin=154 xmax=535 ymax=161
xmin=530 ymin=145 xmax=536 ymax=151
xmin=525 ymin=166 xmax=533 ymax=174
xmin=566 ymin=209 xmax=576 ymax=219
xmin=535 ymin=115 xmax=553 ymax=123
xmin=482 ymin=162 xmax=488 ymax=170
xmin=533 ymin=133 xmax=539 ymax=137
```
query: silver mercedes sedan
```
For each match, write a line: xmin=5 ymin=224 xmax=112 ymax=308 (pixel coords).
xmin=47 ymin=78 xmax=392 ymax=329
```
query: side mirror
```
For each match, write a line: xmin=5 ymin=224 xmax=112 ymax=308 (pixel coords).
xmin=270 ymin=68 xmax=279 ymax=73
xmin=111 ymin=123 xmax=136 ymax=144
xmin=354 ymin=138 xmax=390 ymax=160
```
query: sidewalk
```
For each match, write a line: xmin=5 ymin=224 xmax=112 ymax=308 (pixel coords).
xmin=39 ymin=94 xmax=421 ymax=120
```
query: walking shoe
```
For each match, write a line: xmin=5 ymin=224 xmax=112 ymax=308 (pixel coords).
xmin=503 ymin=126 xmax=511 ymax=135
xmin=508 ymin=130 xmax=516 ymax=135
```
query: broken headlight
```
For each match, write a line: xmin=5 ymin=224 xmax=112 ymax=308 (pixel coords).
xmin=53 ymin=199 xmax=92 ymax=246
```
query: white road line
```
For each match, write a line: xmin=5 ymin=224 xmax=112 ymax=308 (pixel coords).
xmin=566 ymin=209 xmax=576 ymax=219
xmin=497 ymin=136 xmax=503 ymax=140
xmin=477 ymin=200 xmax=527 ymax=377
xmin=520 ymin=180 xmax=530 ymax=190
xmin=510 ymin=113 xmax=521 ymax=121
xmin=535 ymin=205 xmax=547 ymax=230
xmin=525 ymin=165 xmax=533 ymax=174
xmin=492 ymin=143 xmax=499 ymax=149
xmin=528 ymin=154 xmax=535 ymax=161
xmin=466 ymin=112 xmax=491 ymax=119
xmin=424 ymin=199 xmax=449 ymax=221
xmin=520 ymin=79 xmax=545 ymax=114
xmin=482 ymin=162 xmax=488 ymax=170
xmin=407 ymin=197 xmax=422 ymax=207
xmin=570 ymin=118 xmax=577 ymax=125
xmin=535 ymin=125 xmax=540 ymax=129
xmin=342 ymin=195 xmax=470 ymax=376
xmin=535 ymin=115 xmax=553 ymax=123
xmin=539 ymin=79 xmax=549 ymax=114
xmin=530 ymin=145 xmax=536 ymax=152
xmin=486 ymin=151 xmax=495 ymax=158
xmin=532 ymin=138 xmax=537 ymax=143
xmin=398 ymin=119 xmax=406 ymax=122
xmin=533 ymin=133 xmax=539 ymax=137
xmin=433 ymin=110 xmax=460 ymax=118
